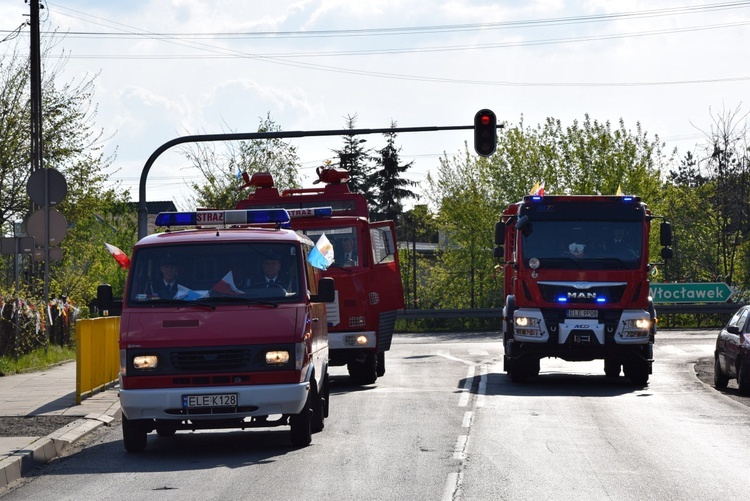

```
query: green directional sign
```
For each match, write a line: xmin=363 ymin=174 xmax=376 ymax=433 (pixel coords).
xmin=649 ymin=282 xmax=733 ymax=304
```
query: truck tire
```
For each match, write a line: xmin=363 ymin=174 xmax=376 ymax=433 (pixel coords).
xmin=624 ymin=359 xmax=649 ymax=386
xmin=290 ymin=393 xmax=313 ymax=447
xmin=509 ymin=357 xmax=538 ymax=383
xmin=312 ymin=376 xmax=327 ymax=433
xmin=738 ymin=361 xmax=750 ymax=396
xmin=604 ymin=358 xmax=621 ymax=378
xmin=348 ymin=353 xmax=378 ymax=385
xmin=122 ymin=416 xmax=148 ymax=453
xmin=377 ymin=352 xmax=386 ymax=377
xmin=713 ymin=356 xmax=729 ymax=389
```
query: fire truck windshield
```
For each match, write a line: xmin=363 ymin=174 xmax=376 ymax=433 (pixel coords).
xmin=128 ymin=243 xmax=302 ymax=304
xmin=303 ymin=227 xmax=360 ymax=268
xmin=521 ymin=221 xmax=643 ymax=270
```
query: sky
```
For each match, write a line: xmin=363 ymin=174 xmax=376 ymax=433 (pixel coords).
xmin=1 ymin=0 xmax=749 ymax=210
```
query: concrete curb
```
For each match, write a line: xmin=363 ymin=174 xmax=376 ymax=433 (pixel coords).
xmin=0 ymin=406 xmax=121 ymax=489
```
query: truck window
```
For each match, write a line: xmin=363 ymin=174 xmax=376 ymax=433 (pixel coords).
xmin=521 ymin=221 xmax=643 ymax=269
xmin=128 ymin=243 xmax=302 ymax=304
xmin=370 ymin=226 xmax=396 ymax=264
xmin=303 ymin=226 xmax=360 ymax=268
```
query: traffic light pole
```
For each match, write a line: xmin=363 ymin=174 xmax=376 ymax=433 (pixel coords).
xmin=138 ymin=122 xmax=503 ymax=240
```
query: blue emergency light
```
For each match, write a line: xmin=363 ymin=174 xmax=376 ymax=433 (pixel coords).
xmin=557 ymin=296 xmax=568 ymax=303
xmin=155 ymin=209 xmax=291 ymax=228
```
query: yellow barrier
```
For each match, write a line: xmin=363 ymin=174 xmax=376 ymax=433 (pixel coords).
xmin=75 ymin=316 xmax=120 ymax=404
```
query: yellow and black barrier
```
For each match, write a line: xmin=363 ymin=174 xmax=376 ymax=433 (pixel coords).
xmin=75 ymin=316 xmax=120 ymax=404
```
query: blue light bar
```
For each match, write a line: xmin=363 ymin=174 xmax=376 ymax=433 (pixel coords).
xmin=596 ymin=297 xmax=607 ymax=303
xmin=155 ymin=209 xmax=291 ymax=228
xmin=531 ymin=196 xmax=542 ymax=202
xmin=622 ymin=196 xmax=633 ymax=202
xmin=557 ymin=296 xmax=568 ymax=303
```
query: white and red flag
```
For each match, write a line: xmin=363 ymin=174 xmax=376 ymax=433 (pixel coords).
xmin=104 ymin=243 xmax=130 ymax=269
xmin=210 ymin=271 xmax=245 ymax=296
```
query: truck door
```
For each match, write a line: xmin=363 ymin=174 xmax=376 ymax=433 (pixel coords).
xmin=369 ymin=221 xmax=405 ymax=312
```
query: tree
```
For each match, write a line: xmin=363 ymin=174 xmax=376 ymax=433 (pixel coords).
xmin=331 ymin=114 xmax=375 ymax=205
xmin=371 ymin=121 xmax=418 ymax=222
xmin=184 ymin=113 xmax=301 ymax=209
xmin=1 ymin=36 xmax=130 ymax=306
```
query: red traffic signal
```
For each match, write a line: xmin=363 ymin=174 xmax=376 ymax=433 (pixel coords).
xmin=474 ymin=109 xmax=497 ymax=157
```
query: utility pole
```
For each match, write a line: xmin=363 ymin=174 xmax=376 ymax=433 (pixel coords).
xmin=29 ymin=0 xmax=50 ymax=344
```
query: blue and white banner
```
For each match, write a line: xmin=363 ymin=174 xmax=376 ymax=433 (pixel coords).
xmin=307 ymin=233 xmax=334 ymax=270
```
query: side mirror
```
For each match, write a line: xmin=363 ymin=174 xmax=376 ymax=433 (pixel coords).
xmin=97 ymin=284 xmax=113 ymax=315
xmin=660 ymin=221 xmax=672 ymax=247
xmin=311 ymin=277 xmax=335 ymax=303
xmin=494 ymin=221 xmax=505 ymax=246
xmin=494 ymin=245 xmax=504 ymax=259
xmin=727 ymin=325 xmax=740 ymax=335
xmin=660 ymin=247 xmax=673 ymax=260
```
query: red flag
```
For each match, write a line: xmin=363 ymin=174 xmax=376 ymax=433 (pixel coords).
xmin=105 ymin=243 xmax=131 ymax=269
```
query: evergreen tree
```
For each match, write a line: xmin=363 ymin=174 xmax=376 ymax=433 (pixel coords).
xmin=331 ymin=114 xmax=375 ymax=205
xmin=371 ymin=121 xmax=418 ymax=222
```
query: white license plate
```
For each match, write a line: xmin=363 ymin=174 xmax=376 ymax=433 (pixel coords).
xmin=568 ymin=309 xmax=598 ymax=318
xmin=183 ymin=393 xmax=238 ymax=409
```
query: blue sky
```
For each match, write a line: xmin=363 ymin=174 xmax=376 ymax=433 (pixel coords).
xmin=2 ymin=0 xmax=749 ymax=208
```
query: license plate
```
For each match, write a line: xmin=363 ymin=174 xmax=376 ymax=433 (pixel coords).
xmin=183 ymin=393 xmax=238 ymax=409
xmin=568 ymin=309 xmax=598 ymax=318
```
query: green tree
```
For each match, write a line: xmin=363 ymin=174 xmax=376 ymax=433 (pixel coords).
xmin=184 ymin=114 xmax=301 ymax=209
xmin=1 ymin=36 xmax=130 ymax=306
xmin=331 ymin=114 xmax=375 ymax=205
xmin=371 ymin=121 xmax=418 ymax=222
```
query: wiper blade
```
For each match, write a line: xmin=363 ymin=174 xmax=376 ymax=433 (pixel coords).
xmin=196 ymin=296 xmax=279 ymax=308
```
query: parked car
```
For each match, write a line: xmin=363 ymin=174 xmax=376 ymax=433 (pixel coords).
xmin=714 ymin=305 xmax=750 ymax=395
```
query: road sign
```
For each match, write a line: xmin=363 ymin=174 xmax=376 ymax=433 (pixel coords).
xmin=649 ymin=282 xmax=733 ymax=303
xmin=26 ymin=167 xmax=68 ymax=206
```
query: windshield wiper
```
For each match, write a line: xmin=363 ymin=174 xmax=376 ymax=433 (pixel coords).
xmin=139 ymin=298 xmax=216 ymax=310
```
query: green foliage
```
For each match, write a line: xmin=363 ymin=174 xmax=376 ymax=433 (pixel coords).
xmin=331 ymin=114 xmax=376 ymax=204
xmin=184 ymin=113 xmax=302 ymax=209
xmin=0 ymin=345 xmax=75 ymax=376
xmin=371 ymin=122 xmax=418 ymax=222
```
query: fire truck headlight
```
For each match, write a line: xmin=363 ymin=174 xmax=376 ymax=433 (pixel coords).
xmin=265 ymin=350 xmax=290 ymax=365
xmin=515 ymin=316 xmax=539 ymax=328
xmin=514 ymin=316 xmax=542 ymax=338
xmin=132 ymin=355 xmax=158 ymax=370
xmin=356 ymin=335 xmax=368 ymax=345
xmin=622 ymin=318 xmax=651 ymax=338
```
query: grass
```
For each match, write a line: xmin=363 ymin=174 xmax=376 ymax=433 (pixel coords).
xmin=0 ymin=345 xmax=76 ymax=376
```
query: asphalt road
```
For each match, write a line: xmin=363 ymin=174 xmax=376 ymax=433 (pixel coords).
xmin=2 ymin=329 xmax=749 ymax=501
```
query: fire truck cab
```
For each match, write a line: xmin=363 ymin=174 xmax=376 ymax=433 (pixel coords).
xmin=236 ymin=168 xmax=404 ymax=385
xmin=116 ymin=208 xmax=334 ymax=452
xmin=495 ymin=195 xmax=672 ymax=385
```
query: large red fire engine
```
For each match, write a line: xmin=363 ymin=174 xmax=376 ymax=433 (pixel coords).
xmin=236 ymin=167 xmax=405 ymax=384
xmin=495 ymin=194 xmax=672 ymax=385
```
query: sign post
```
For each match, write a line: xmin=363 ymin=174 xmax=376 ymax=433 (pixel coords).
xmin=649 ymin=282 xmax=733 ymax=303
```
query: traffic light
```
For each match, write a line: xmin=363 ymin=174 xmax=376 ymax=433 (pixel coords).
xmin=474 ymin=109 xmax=497 ymax=157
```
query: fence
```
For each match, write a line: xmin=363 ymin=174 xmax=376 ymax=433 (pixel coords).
xmin=75 ymin=316 xmax=119 ymax=404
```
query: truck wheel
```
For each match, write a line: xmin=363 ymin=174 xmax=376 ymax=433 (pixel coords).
xmin=713 ymin=357 xmax=729 ymax=389
xmin=290 ymin=393 xmax=313 ymax=447
xmin=377 ymin=352 xmax=386 ymax=377
xmin=624 ymin=360 xmax=649 ymax=386
xmin=738 ymin=361 xmax=750 ymax=396
xmin=311 ymin=377 xmax=326 ymax=433
xmin=509 ymin=358 xmax=534 ymax=383
xmin=349 ymin=353 xmax=378 ymax=385
xmin=604 ymin=358 xmax=621 ymax=378
xmin=122 ymin=416 xmax=148 ymax=453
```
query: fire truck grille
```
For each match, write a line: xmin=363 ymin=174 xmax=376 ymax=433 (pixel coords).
xmin=170 ymin=349 xmax=251 ymax=371
xmin=537 ymin=283 xmax=626 ymax=304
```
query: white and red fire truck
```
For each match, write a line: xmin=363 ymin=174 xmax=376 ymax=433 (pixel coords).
xmin=112 ymin=208 xmax=334 ymax=452
xmin=495 ymin=194 xmax=673 ymax=385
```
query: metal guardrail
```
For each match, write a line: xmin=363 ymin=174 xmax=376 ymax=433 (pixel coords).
xmin=397 ymin=304 xmax=748 ymax=323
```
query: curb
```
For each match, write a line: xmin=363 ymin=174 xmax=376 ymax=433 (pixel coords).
xmin=0 ymin=405 xmax=121 ymax=490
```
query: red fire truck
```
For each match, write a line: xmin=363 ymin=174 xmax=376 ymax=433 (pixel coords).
xmin=113 ymin=208 xmax=334 ymax=451
xmin=236 ymin=167 xmax=404 ymax=385
xmin=495 ymin=194 xmax=672 ymax=385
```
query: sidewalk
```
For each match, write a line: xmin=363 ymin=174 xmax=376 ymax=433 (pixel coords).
xmin=0 ymin=361 xmax=121 ymax=489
